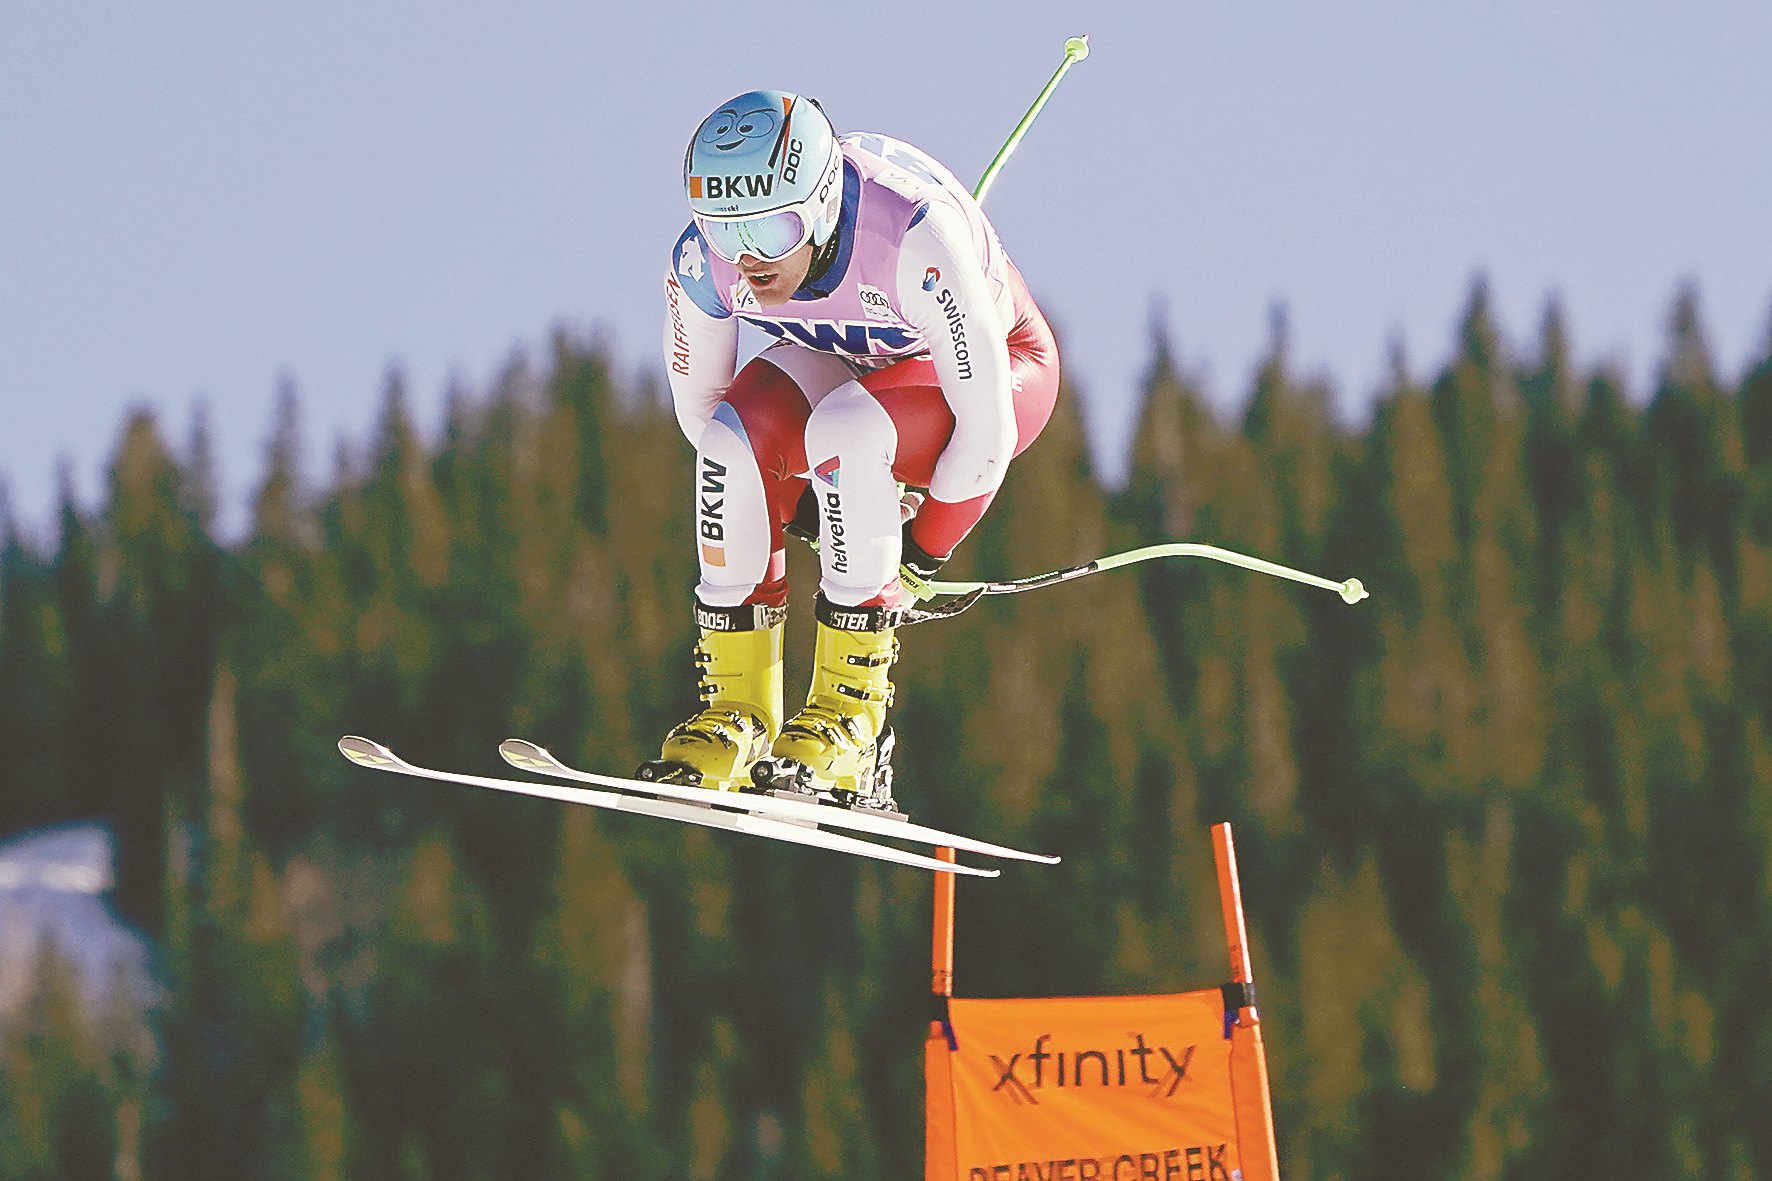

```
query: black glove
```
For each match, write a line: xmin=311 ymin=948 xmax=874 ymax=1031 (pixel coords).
xmin=899 ymin=530 xmax=948 ymax=601
xmin=785 ymin=486 xmax=820 ymax=546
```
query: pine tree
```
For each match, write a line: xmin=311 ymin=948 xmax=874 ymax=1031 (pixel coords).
xmin=1277 ymin=853 xmax=1436 ymax=1181
xmin=149 ymin=662 xmax=304 ymax=1176
xmin=1433 ymin=282 xmax=1548 ymax=805
xmin=0 ymin=499 xmax=73 ymax=834
xmin=1520 ymin=298 xmax=1585 ymax=601
xmin=236 ymin=383 xmax=348 ymax=852
xmin=1642 ymin=286 xmax=1745 ymax=585
xmin=537 ymin=806 xmax=663 ymax=1177
xmin=0 ymin=943 xmax=118 ymax=1181
xmin=91 ymin=411 xmax=221 ymax=930
xmin=1732 ymin=310 xmax=1772 ymax=711
xmin=794 ymin=978 xmax=880 ymax=1180
xmin=681 ymin=1017 xmax=740 ymax=1181
xmin=344 ymin=831 xmax=515 ymax=1181
xmin=1349 ymin=342 xmax=1481 ymax=830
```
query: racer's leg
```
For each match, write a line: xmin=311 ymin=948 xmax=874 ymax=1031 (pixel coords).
xmin=768 ymin=268 xmax=1059 ymax=798
xmin=799 ymin=346 xmax=1060 ymax=606
xmin=866 ymin=264 xmax=1061 ymax=563
xmin=650 ymin=345 xmax=851 ymax=788
xmin=693 ymin=345 xmax=854 ymax=608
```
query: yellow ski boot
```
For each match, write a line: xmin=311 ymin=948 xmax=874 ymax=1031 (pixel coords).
xmin=638 ymin=602 xmax=785 ymax=791
xmin=752 ymin=597 xmax=900 ymax=811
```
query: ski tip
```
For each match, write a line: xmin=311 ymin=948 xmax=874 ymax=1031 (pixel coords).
xmin=338 ymin=735 xmax=399 ymax=769
xmin=970 ymin=846 xmax=1061 ymax=866
xmin=967 ymin=847 xmax=1061 ymax=866
xmin=499 ymin=738 xmax=559 ymax=773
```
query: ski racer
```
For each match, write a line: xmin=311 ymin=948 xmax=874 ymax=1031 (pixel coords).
xmin=645 ymin=89 xmax=1061 ymax=807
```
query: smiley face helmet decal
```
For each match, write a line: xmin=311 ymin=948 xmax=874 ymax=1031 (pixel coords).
xmin=684 ymin=90 xmax=844 ymax=264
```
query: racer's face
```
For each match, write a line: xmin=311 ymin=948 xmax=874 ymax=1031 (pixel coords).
xmin=736 ymin=241 xmax=813 ymax=306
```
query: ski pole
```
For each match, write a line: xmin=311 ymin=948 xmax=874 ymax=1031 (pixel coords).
xmin=921 ymin=543 xmax=1369 ymax=605
xmin=973 ymin=35 xmax=1090 ymax=205
xmin=910 ymin=48 xmax=1371 ymax=622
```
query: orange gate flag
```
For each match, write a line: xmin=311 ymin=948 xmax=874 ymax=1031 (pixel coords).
xmin=926 ymin=825 xmax=1281 ymax=1181
xmin=925 ymin=990 xmax=1271 ymax=1181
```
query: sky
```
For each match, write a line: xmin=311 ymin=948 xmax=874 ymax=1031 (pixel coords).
xmin=3 ymin=0 xmax=1768 ymax=537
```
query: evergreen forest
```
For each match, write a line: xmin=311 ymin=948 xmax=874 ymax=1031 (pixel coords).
xmin=3 ymin=281 xmax=1771 ymax=1180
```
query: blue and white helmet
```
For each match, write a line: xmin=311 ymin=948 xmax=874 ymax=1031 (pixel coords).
xmin=684 ymin=90 xmax=844 ymax=263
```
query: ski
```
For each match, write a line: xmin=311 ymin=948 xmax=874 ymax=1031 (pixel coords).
xmin=499 ymin=738 xmax=1060 ymax=866
xmin=337 ymin=737 xmax=999 ymax=877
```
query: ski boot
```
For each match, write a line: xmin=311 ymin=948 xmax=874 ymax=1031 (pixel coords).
xmin=751 ymin=596 xmax=902 ymax=816
xmin=638 ymin=602 xmax=785 ymax=791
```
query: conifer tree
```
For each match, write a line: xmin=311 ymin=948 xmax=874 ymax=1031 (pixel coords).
xmin=0 ymin=944 xmax=120 ymax=1181
xmin=237 ymin=384 xmax=345 ymax=851
xmin=0 ymin=502 xmax=73 ymax=834
xmin=538 ymin=806 xmax=662 ymax=1176
xmin=150 ymin=662 xmax=303 ymax=1175
xmin=1643 ymin=287 xmax=1744 ymax=584
xmin=1244 ymin=307 xmax=1342 ymax=562
xmin=681 ymin=1016 xmax=741 ymax=1181
xmin=47 ymin=468 xmax=108 ymax=825
xmin=1243 ymin=314 xmax=1362 ymax=867
xmin=339 ymin=371 xmax=451 ymax=715
xmin=344 ymin=830 xmax=514 ymax=1180
xmin=1113 ymin=319 xmax=1231 ymax=749
xmin=1520 ymin=298 xmax=1584 ymax=602
xmin=1434 ymin=284 xmax=1548 ymax=802
xmin=1350 ymin=344 xmax=1480 ymax=821
xmin=95 ymin=411 xmax=220 ymax=930
xmin=795 ymin=978 xmax=881 ymax=1180
xmin=1277 ymin=853 xmax=1436 ymax=1181
xmin=1738 ymin=316 xmax=1772 ymax=709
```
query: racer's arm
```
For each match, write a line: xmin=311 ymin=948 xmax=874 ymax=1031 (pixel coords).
xmin=662 ymin=225 xmax=740 ymax=445
xmin=895 ymin=202 xmax=1015 ymax=556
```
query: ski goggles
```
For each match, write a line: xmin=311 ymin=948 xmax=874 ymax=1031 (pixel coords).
xmin=695 ymin=206 xmax=813 ymax=264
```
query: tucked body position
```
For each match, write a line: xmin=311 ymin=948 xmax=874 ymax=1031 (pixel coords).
xmin=644 ymin=89 xmax=1061 ymax=809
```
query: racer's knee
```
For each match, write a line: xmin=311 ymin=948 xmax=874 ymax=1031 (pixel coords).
xmin=803 ymin=381 xmax=897 ymax=470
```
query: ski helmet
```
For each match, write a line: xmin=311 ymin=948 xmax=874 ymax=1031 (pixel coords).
xmin=684 ymin=90 xmax=843 ymax=263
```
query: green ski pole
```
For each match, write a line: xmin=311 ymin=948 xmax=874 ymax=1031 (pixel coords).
xmin=896 ymin=36 xmax=1372 ymax=622
xmin=973 ymin=35 xmax=1090 ymax=204
xmin=900 ymin=544 xmax=1368 ymax=625
xmin=924 ymin=543 xmax=1368 ymax=604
